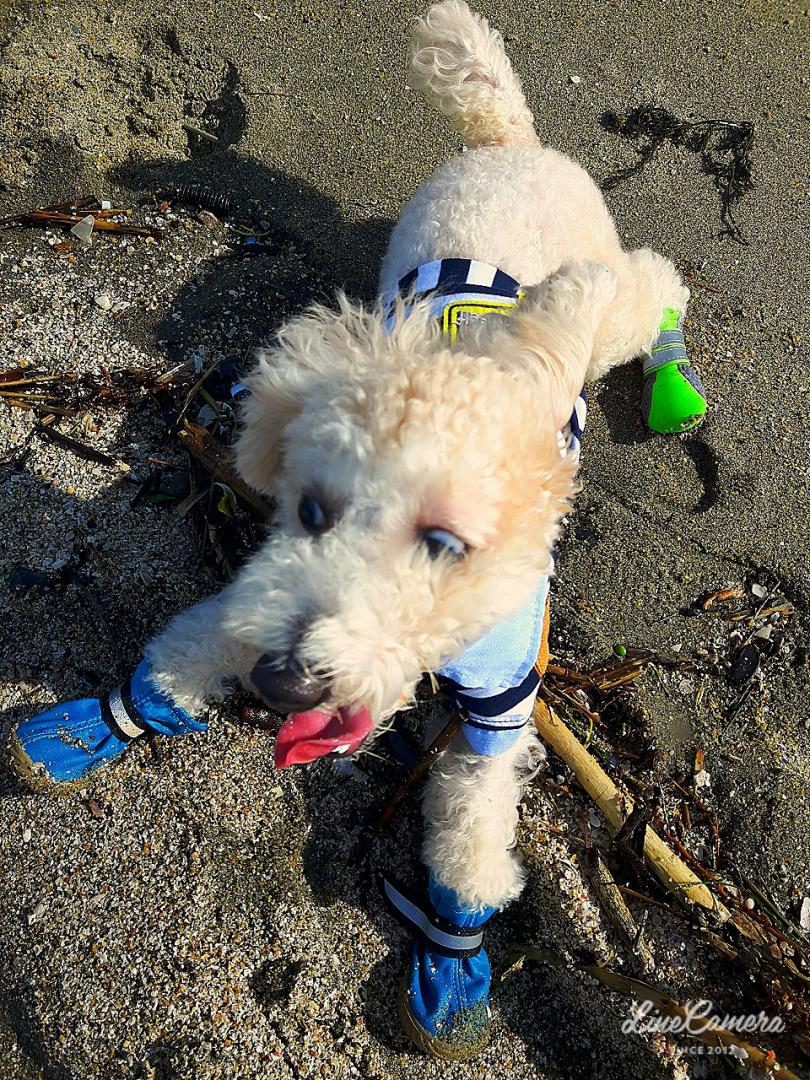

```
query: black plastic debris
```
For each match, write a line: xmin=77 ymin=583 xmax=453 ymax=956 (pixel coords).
xmin=730 ymin=642 xmax=761 ymax=686
xmin=8 ymin=556 xmax=91 ymax=596
xmin=8 ymin=567 xmax=58 ymax=595
xmin=164 ymin=185 xmax=234 ymax=217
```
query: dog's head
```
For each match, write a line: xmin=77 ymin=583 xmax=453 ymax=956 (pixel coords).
xmin=221 ymin=261 xmax=616 ymax=765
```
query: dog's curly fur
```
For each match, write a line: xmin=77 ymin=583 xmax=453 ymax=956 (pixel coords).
xmin=146 ymin=0 xmax=689 ymax=911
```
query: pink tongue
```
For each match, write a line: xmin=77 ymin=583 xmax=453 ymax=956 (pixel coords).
xmin=274 ymin=704 xmax=373 ymax=768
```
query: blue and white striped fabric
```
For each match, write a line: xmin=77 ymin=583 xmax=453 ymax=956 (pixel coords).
xmin=440 ymin=389 xmax=585 ymax=757
xmin=383 ymin=259 xmax=587 ymax=757
xmin=382 ymin=258 xmax=522 ymax=333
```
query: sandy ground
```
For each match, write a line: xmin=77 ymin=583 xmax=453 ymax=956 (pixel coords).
xmin=0 ymin=1 xmax=808 ymax=1078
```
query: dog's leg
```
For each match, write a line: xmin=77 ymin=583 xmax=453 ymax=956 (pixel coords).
xmin=421 ymin=722 xmax=538 ymax=910
xmin=590 ymin=248 xmax=707 ymax=432
xmin=589 ymin=247 xmax=691 ymax=380
xmin=144 ymin=592 xmax=252 ymax=717
xmin=10 ymin=592 xmax=252 ymax=788
xmin=389 ymin=723 xmax=540 ymax=1058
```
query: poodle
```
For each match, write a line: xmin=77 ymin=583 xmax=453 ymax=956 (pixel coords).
xmin=12 ymin=0 xmax=699 ymax=1058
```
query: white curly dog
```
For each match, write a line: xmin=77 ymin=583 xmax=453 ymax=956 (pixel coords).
xmin=142 ymin=0 xmax=688 ymax=917
xmin=12 ymin=0 xmax=694 ymax=1054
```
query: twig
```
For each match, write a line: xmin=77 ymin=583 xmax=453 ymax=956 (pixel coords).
xmin=33 ymin=421 xmax=128 ymax=470
xmin=614 ymin=885 xmax=740 ymax=962
xmin=174 ymin=358 xmax=224 ymax=428
xmin=182 ymin=121 xmax=219 ymax=143
xmin=377 ymin=711 xmax=463 ymax=827
xmin=176 ymin=422 xmax=272 ymax=519
xmin=654 ymin=822 xmax=810 ymax=959
xmin=587 ymin=850 xmax=655 ymax=974
xmin=14 ymin=209 xmax=161 ymax=237
xmin=532 ymin=699 xmax=729 ymax=918
xmin=616 ymin=885 xmax=673 ymax=913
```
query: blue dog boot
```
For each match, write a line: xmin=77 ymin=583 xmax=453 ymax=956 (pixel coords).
xmin=9 ymin=659 xmax=207 ymax=789
xmin=383 ymin=873 xmax=496 ymax=1060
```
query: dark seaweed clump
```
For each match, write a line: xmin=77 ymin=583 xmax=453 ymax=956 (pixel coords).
xmin=601 ymin=105 xmax=754 ymax=243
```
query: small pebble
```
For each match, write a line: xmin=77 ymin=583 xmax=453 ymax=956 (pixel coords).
xmin=94 ymin=293 xmax=113 ymax=311
xmin=694 ymin=769 xmax=712 ymax=791
xmin=28 ymin=901 xmax=46 ymax=926
xmin=569 ymin=74 xmax=582 ymax=85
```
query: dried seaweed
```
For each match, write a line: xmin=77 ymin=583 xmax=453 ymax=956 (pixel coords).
xmin=601 ymin=105 xmax=754 ymax=242
xmin=33 ymin=421 xmax=125 ymax=469
xmin=0 ymin=366 xmax=158 ymax=416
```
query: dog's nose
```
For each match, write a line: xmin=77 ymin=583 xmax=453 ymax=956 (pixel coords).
xmin=249 ymin=654 xmax=328 ymax=712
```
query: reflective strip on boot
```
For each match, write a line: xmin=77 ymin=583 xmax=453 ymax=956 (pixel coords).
xmin=381 ymin=876 xmax=484 ymax=958
xmin=643 ymin=308 xmax=688 ymax=374
xmin=99 ymin=680 xmax=152 ymax=743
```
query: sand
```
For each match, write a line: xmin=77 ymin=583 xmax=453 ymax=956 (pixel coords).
xmin=0 ymin=1 xmax=808 ymax=1077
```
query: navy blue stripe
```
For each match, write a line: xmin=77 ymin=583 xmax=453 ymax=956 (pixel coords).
xmin=398 ymin=267 xmax=418 ymax=294
xmin=451 ymin=667 xmax=540 ymax=718
xmin=436 ymin=258 xmax=471 ymax=287
xmin=568 ymin=391 xmax=587 ymax=440
xmin=492 ymin=267 xmax=521 ymax=295
xmin=395 ymin=261 xmax=522 ymax=300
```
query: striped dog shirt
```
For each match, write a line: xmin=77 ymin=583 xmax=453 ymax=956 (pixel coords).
xmin=383 ymin=259 xmax=586 ymax=756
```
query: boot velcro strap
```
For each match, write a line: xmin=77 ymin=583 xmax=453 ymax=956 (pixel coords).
xmin=643 ymin=327 xmax=689 ymax=373
xmin=381 ymin=875 xmax=484 ymax=958
xmin=100 ymin=681 xmax=151 ymax=743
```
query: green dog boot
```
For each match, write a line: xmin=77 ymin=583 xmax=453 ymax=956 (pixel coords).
xmin=642 ymin=307 xmax=707 ymax=434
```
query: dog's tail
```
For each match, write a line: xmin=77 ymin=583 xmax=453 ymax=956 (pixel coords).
xmin=409 ymin=0 xmax=538 ymax=148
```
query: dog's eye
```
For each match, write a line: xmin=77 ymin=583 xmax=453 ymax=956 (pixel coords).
xmin=299 ymin=495 xmax=330 ymax=534
xmin=422 ymin=528 xmax=467 ymax=561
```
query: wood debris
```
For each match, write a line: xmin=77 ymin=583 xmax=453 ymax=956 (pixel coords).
xmin=0 ymin=195 xmax=162 ymax=238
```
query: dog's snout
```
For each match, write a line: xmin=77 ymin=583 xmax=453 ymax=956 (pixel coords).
xmin=249 ymin=654 xmax=328 ymax=713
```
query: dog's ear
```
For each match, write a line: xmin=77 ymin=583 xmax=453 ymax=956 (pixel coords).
xmin=234 ymin=299 xmax=358 ymax=496
xmin=489 ymin=261 xmax=618 ymax=427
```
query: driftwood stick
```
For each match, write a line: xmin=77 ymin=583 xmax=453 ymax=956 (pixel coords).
xmin=377 ymin=711 xmax=463 ymax=828
xmin=532 ymin=700 xmax=729 ymax=920
xmin=177 ymin=422 xmax=272 ymax=519
xmin=587 ymin=850 xmax=655 ymax=974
